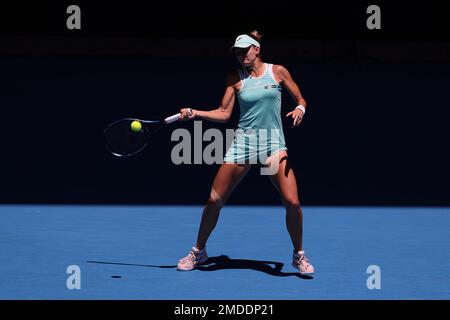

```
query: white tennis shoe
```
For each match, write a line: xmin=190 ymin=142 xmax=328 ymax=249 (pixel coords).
xmin=177 ymin=247 xmax=208 ymax=271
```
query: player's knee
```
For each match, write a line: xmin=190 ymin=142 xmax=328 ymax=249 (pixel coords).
xmin=206 ymin=197 xmax=223 ymax=209
xmin=284 ymin=198 xmax=301 ymax=211
xmin=207 ymin=188 xmax=224 ymax=209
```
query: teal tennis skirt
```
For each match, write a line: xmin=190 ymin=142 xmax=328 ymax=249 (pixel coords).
xmin=223 ymin=128 xmax=287 ymax=164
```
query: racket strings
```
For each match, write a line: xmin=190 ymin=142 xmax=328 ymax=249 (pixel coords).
xmin=104 ymin=120 xmax=148 ymax=157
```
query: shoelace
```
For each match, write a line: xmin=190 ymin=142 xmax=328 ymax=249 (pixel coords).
xmin=296 ymin=255 xmax=311 ymax=267
xmin=180 ymin=251 xmax=199 ymax=264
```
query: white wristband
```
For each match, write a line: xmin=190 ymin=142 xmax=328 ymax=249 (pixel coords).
xmin=295 ymin=105 xmax=306 ymax=115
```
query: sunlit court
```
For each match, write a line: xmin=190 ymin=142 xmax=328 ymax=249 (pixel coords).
xmin=1 ymin=205 xmax=449 ymax=299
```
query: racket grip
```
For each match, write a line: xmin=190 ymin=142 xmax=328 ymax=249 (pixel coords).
xmin=164 ymin=113 xmax=181 ymax=124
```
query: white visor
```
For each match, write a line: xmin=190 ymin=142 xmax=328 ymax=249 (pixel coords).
xmin=230 ymin=34 xmax=260 ymax=53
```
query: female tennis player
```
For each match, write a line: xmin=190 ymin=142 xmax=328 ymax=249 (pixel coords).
xmin=177 ymin=31 xmax=314 ymax=276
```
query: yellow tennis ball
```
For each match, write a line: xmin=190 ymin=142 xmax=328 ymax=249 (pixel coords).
xmin=130 ymin=120 xmax=142 ymax=132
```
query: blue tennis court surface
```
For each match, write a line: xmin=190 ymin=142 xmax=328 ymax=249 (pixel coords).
xmin=1 ymin=205 xmax=449 ymax=299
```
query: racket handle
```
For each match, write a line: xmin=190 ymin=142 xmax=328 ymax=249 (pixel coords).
xmin=164 ymin=108 xmax=193 ymax=124
xmin=164 ymin=113 xmax=181 ymax=124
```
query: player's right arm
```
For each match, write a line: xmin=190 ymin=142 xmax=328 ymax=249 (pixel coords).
xmin=179 ymin=71 xmax=239 ymax=123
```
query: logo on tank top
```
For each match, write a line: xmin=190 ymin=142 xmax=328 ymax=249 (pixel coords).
xmin=264 ymin=85 xmax=277 ymax=89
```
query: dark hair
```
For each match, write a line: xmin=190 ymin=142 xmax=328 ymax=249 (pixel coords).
xmin=246 ymin=30 xmax=263 ymax=43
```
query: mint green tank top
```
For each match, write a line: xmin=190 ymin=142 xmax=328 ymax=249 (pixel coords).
xmin=224 ymin=63 xmax=287 ymax=163
xmin=237 ymin=63 xmax=284 ymax=134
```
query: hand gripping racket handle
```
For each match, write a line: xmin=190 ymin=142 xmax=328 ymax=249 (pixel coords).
xmin=163 ymin=108 xmax=193 ymax=124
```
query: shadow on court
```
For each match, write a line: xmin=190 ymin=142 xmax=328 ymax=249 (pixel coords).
xmin=87 ymin=255 xmax=312 ymax=279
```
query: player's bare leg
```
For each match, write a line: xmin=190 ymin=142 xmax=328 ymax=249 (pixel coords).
xmin=267 ymin=151 xmax=314 ymax=275
xmin=195 ymin=163 xmax=251 ymax=250
xmin=177 ymin=163 xmax=250 ymax=271
xmin=267 ymin=151 xmax=303 ymax=251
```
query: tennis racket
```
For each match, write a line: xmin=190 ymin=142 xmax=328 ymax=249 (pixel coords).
xmin=104 ymin=109 xmax=191 ymax=157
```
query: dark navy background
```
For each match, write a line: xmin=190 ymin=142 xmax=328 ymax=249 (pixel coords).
xmin=1 ymin=1 xmax=449 ymax=205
